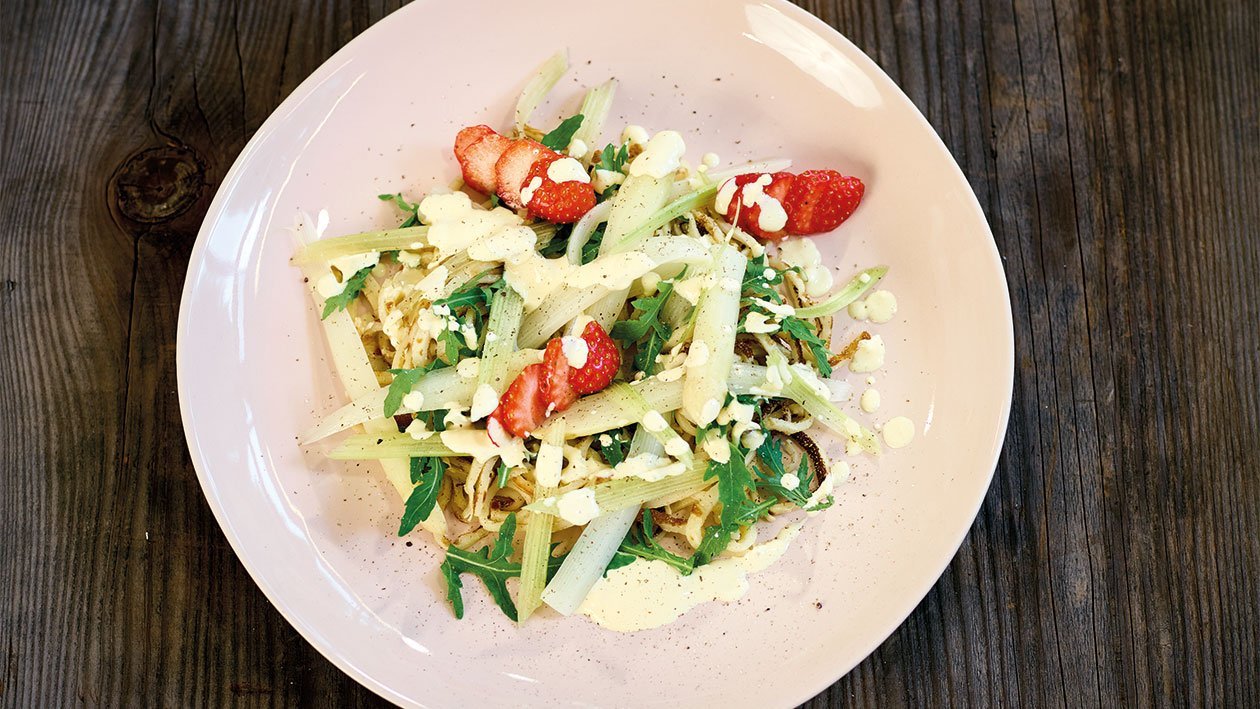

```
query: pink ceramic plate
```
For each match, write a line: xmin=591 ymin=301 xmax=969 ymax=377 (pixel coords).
xmin=177 ymin=0 xmax=1013 ymax=706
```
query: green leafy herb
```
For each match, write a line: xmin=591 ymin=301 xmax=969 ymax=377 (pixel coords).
xmin=436 ymin=329 xmax=465 ymax=365
xmin=740 ymin=255 xmax=834 ymax=377
xmin=420 ymin=407 xmax=448 ymax=433
xmin=540 ymin=114 xmax=584 ymax=150
xmin=538 ymin=224 xmax=572 ymax=258
xmin=779 ymin=316 xmax=833 ymax=378
xmin=741 ymin=254 xmax=789 ymax=304
xmin=496 ymin=461 xmax=511 ymax=488
xmin=488 ymin=194 xmax=501 ymax=209
xmin=320 ymin=265 xmax=374 ymax=319
xmin=398 ymin=456 xmax=445 ymax=536
xmin=435 ymin=269 xmax=503 ymax=310
xmin=707 ymin=442 xmax=759 ymax=529
xmin=605 ymin=550 xmax=637 ymax=574
xmin=610 ymin=279 xmax=675 ymax=375
xmin=617 ymin=511 xmax=695 ymax=575
xmin=580 ymin=224 xmax=606 ymax=265
xmin=384 ymin=360 xmax=447 ymax=416
xmin=440 ymin=513 xmax=520 ymax=621
xmin=430 ymin=269 xmax=505 ymax=364
xmin=594 ymin=142 xmax=630 ymax=200
xmin=693 ymin=524 xmax=738 ymax=566
xmin=595 ymin=431 xmax=629 ymax=467
xmin=692 ymin=442 xmax=766 ymax=567
xmin=378 ymin=192 xmax=421 ymax=228
xmin=754 ymin=434 xmax=834 ymax=512
xmin=595 ymin=142 xmax=629 ymax=173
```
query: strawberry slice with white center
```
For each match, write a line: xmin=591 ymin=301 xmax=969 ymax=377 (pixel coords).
xmin=488 ymin=363 xmax=549 ymax=439
xmin=486 ymin=322 xmax=621 ymax=439
xmin=542 ymin=338 xmax=578 ymax=411
xmin=494 ymin=139 xmax=551 ymax=208
xmin=455 ymin=127 xmax=512 ymax=195
xmin=716 ymin=172 xmax=795 ymax=241
xmin=715 ymin=169 xmax=864 ymax=241
xmin=454 ymin=125 xmax=495 ymax=159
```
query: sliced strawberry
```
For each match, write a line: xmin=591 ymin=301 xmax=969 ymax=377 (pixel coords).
xmin=522 ymin=154 xmax=597 ymax=223
xmin=567 ymin=321 xmax=620 ymax=395
xmin=494 ymin=139 xmax=550 ymax=208
xmin=717 ymin=172 xmax=795 ymax=240
xmin=458 ymin=130 xmax=512 ymax=195
xmin=454 ymin=125 xmax=495 ymax=160
xmin=488 ymin=363 xmax=549 ymax=439
xmin=543 ymin=339 xmax=579 ymax=411
xmin=783 ymin=169 xmax=864 ymax=235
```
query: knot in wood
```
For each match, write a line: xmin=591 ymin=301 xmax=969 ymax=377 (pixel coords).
xmin=113 ymin=145 xmax=205 ymax=224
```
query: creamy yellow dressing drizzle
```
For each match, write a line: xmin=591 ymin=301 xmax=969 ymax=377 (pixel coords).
xmin=578 ymin=523 xmax=804 ymax=632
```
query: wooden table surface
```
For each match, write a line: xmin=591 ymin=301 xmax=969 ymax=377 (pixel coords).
xmin=2 ymin=0 xmax=1257 ymax=706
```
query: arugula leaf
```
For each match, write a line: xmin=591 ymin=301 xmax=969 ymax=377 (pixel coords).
xmin=440 ymin=513 xmax=520 ymax=620
xmin=546 ymin=548 xmax=568 ymax=583
xmin=538 ymin=224 xmax=572 ymax=258
xmin=617 ymin=511 xmax=695 ymax=575
xmin=435 ymin=269 xmax=503 ymax=310
xmin=754 ymin=434 xmax=834 ymax=512
xmin=420 ymin=407 xmax=448 ymax=433
xmin=594 ymin=143 xmax=630 ymax=200
xmin=741 ymin=254 xmax=789 ymax=304
xmin=706 ymin=442 xmax=759 ymax=529
xmin=436 ymin=329 xmax=464 ymax=364
xmin=779 ymin=316 xmax=833 ymax=378
xmin=488 ymin=194 xmax=501 ymax=209
xmin=384 ymin=360 xmax=447 ymax=416
xmin=378 ymin=192 xmax=421 ymax=228
xmin=540 ymin=114 xmax=584 ymax=150
xmin=496 ymin=461 xmax=511 ymax=488
xmin=605 ymin=550 xmax=637 ymax=574
xmin=610 ymin=279 xmax=675 ymax=375
xmin=430 ymin=270 xmax=504 ymax=363
xmin=580 ymin=224 xmax=606 ymax=265
xmin=692 ymin=442 xmax=767 ymax=567
xmin=740 ymin=255 xmax=833 ymax=377
xmin=595 ymin=142 xmax=629 ymax=173
xmin=693 ymin=524 xmax=737 ymax=566
xmin=595 ymin=431 xmax=629 ymax=467
xmin=320 ymin=265 xmax=374 ymax=319
xmin=398 ymin=456 xmax=445 ymax=536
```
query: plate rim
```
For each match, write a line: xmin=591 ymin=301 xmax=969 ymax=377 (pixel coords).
xmin=176 ymin=1 xmax=1014 ymax=705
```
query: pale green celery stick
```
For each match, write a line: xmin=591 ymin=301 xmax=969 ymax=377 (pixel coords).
xmin=571 ymin=79 xmax=617 ymax=148
xmin=515 ymin=51 xmax=568 ymax=131
xmin=328 ymin=433 xmax=457 ymax=460
xmin=519 ymin=285 xmax=607 ymax=348
xmin=527 ymin=460 xmax=707 ymax=514
xmin=478 ymin=288 xmax=525 ymax=393
xmin=294 ymin=226 xmax=428 ymax=265
xmin=540 ymin=429 xmax=659 ymax=615
xmin=596 ymin=384 xmax=693 ymax=464
xmin=535 ymin=377 xmax=684 ymax=439
xmin=793 ymin=266 xmax=889 ymax=319
xmin=606 ymin=184 xmax=718 ymax=255
xmin=515 ymin=483 xmax=556 ymax=624
xmin=681 ymin=244 xmax=743 ymax=426
xmin=565 ymin=201 xmax=613 ymax=265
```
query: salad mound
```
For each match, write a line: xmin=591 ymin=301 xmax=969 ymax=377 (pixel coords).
xmin=295 ymin=52 xmax=894 ymax=626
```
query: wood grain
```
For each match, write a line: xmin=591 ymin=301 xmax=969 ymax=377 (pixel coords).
xmin=0 ymin=0 xmax=1256 ymax=706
